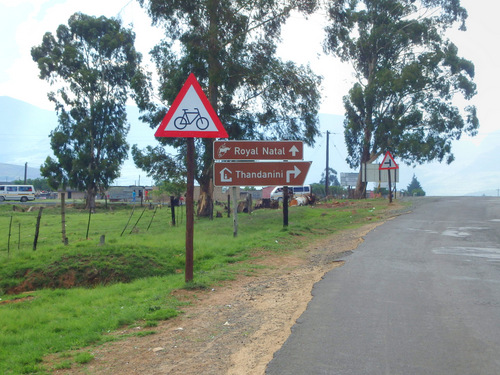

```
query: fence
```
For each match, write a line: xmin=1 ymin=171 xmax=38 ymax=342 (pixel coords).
xmin=0 ymin=202 xmax=185 ymax=256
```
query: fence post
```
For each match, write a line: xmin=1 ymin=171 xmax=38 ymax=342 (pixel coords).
xmin=33 ymin=207 xmax=44 ymax=251
xmin=8 ymin=215 xmax=13 ymax=255
xmin=61 ymin=192 xmax=67 ymax=245
xmin=86 ymin=207 xmax=92 ymax=240
xmin=170 ymin=196 xmax=176 ymax=226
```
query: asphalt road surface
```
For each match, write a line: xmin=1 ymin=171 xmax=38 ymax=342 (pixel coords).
xmin=267 ymin=197 xmax=500 ymax=375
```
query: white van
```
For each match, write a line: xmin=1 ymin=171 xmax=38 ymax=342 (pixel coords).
xmin=0 ymin=185 xmax=36 ymax=202
xmin=270 ymin=185 xmax=311 ymax=202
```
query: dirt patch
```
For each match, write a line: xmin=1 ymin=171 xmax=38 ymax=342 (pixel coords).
xmin=47 ymin=218 xmax=388 ymax=375
xmin=0 ymin=293 xmax=35 ymax=305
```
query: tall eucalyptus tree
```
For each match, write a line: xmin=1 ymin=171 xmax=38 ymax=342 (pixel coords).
xmin=324 ymin=0 xmax=478 ymax=197
xmin=32 ymin=13 xmax=143 ymax=210
xmin=133 ymin=0 xmax=322 ymax=215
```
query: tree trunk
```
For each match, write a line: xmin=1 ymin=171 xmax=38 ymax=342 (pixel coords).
xmin=197 ymin=138 xmax=215 ymax=217
xmin=354 ymin=129 xmax=372 ymax=198
xmin=199 ymin=0 xmax=221 ymax=219
xmin=86 ymin=186 xmax=97 ymax=213
xmin=197 ymin=178 xmax=212 ymax=217
xmin=354 ymin=58 xmax=377 ymax=199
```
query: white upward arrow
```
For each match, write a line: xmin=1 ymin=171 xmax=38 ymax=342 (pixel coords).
xmin=289 ymin=145 xmax=299 ymax=157
xmin=286 ymin=165 xmax=301 ymax=183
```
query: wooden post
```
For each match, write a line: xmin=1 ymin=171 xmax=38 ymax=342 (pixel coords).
xmin=8 ymin=215 xmax=13 ymax=255
xmin=209 ymin=178 xmax=214 ymax=221
xmin=247 ymin=193 xmax=253 ymax=214
xmin=86 ymin=207 xmax=92 ymax=239
xmin=170 ymin=196 xmax=176 ymax=226
xmin=232 ymin=187 xmax=238 ymax=237
xmin=227 ymin=194 xmax=231 ymax=218
xmin=61 ymin=192 xmax=67 ymax=245
xmin=33 ymin=207 xmax=43 ymax=251
xmin=283 ymin=186 xmax=289 ymax=227
xmin=388 ymin=169 xmax=392 ymax=203
xmin=185 ymin=138 xmax=195 ymax=283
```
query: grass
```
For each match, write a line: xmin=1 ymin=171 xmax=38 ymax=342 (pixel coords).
xmin=0 ymin=198 xmax=400 ymax=374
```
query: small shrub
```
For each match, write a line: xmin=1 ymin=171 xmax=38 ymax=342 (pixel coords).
xmin=74 ymin=352 xmax=94 ymax=364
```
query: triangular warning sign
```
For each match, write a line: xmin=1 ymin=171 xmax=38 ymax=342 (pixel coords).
xmin=379 ymin=151 xmax=399 ymax=170
xmin=155 ymin=73 xmax=228 ymax=138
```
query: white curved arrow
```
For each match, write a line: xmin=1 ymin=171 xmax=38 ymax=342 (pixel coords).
xmin=286 ymin=165 xmax=301 ymax=183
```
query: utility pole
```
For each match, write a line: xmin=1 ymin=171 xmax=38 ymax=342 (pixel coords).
xmin=325 ymin=131 xmax=330 ymax=197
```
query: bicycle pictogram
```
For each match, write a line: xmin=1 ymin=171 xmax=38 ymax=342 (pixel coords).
xmin=174 ymin=108 xmax=210 ymax=130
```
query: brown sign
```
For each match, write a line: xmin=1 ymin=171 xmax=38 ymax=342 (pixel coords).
xmin=214 ymin=161 xmax=311 ymax=186
xmin=214 ymin=140 xmax=303 ymax=160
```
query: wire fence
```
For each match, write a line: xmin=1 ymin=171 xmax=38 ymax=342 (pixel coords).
xmin=0 ymin=202 xmax=186 ymax=256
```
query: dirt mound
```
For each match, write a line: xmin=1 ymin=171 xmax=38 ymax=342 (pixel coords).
xmin=6 ymin=254 xmax=166 ymax=295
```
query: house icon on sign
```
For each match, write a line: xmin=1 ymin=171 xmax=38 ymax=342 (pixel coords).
xmin=220 ymin=167 xmax=233 ymax=183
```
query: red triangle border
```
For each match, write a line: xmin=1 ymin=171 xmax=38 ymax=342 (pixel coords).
xmin=155 ymin=73 xmax=228 ymax=138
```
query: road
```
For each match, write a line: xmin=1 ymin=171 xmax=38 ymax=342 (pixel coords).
xmin=266 ymin=197 xmax=500 ymax=375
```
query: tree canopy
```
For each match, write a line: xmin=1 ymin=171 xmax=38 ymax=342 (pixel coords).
xmin=32 ymin=13 xmax=142 ymax=209
xmin=133 ymin=0 xmax=322 ymax=215
xmin=406 ymin=174 xmax=426 ymax=196
xmin=323 ymin=0 xmax=479 ymax=196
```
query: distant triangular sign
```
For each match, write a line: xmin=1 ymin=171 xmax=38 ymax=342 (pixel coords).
xmin=155 ymin=73 xmax=228 ymax=138
xmin=379 ymin=151 xmax=399 ymax=170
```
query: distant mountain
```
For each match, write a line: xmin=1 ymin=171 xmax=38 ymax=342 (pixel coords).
xmin=0 ymin=96 xmax=156 ymax=186
xmin=0 ymin=96 xmax=57 ymax=166
xmin=465 ymin=189 xmax=500 ymax=197
xmin=0 ymin=162 xmax=42 ymax=182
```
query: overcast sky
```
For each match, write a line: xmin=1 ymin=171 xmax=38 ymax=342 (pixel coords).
xmin=0 ymin=0 xmax=499 ymax=195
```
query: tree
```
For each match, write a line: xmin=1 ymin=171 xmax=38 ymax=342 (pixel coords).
xmin=32 ymin=13 xmax=143 ymax=210
xmin=324 ymin=0 xmax=479 ymax=198
xmin=407 ymin=174 xmax=426 ymax=196
xmin=133 ymin=0 xmax=322 ymax=216
xmin=320 ymin=167 xmax=340 ymax=187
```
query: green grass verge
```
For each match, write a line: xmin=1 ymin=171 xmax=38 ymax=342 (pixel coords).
xmin=0 ymin=199 xmax=400 ymax=374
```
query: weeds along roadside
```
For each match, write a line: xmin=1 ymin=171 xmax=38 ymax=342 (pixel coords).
xmin=0 ymin=199 xmax=399 ymax=374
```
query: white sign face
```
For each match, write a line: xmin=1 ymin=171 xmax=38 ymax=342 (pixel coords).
xmin=362 ymin=163 xmax=399 ymax=183
xmin=163 ymin=86 xmax=220 ymax=133
xmin=155 ymin=73 xmax=228 ymax=138
xmin=340 ymin=172 xmax=359 ymax=186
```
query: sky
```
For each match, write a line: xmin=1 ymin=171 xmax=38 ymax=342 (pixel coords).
xmin=0 ymin=0 xmax=499 ymax=196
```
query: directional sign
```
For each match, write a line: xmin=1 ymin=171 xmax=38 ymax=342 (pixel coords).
xmin=340 ymin=172 xmax=359 ymax=187
xmin=362 ymin=164 xmax=399 ymax=183
xmin=155 ymin=73 xmax=228 ymax=138
xmin=379 ymin=151 xmax=399 ymax=170
xmin=214 ymin=161 xmax=311 ymax=186
xmin=214 ymin=140 xmax=303 ymax=160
